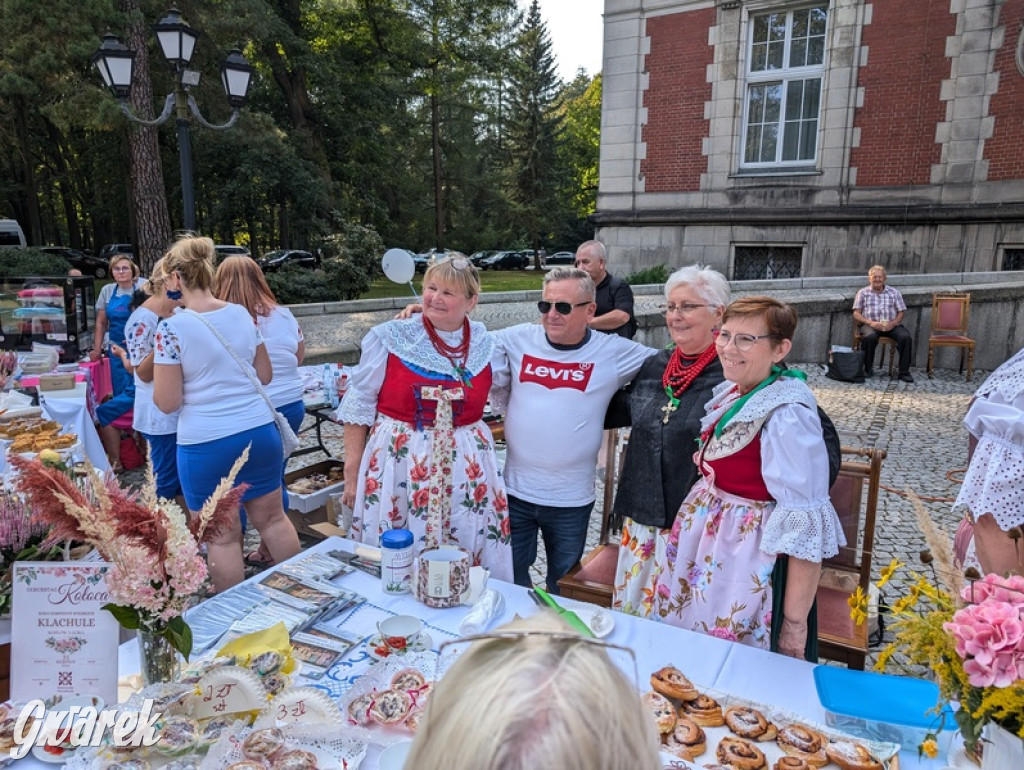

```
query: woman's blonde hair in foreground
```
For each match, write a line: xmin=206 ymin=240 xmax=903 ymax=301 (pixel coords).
xmin=406 ymin=612 xmax=661 ymax=770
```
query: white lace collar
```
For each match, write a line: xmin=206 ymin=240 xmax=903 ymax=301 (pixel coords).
xmin=700 ymin=377 xmax=816 ymax=435
xmin=376 ymin=317 xmax=494 ymax=375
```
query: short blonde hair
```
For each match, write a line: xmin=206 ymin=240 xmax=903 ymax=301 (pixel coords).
xmin=406 ymin=613 xmax=661 ymax=770
xmin=163 ymin=235 xmax=215 ymax=292
xmin=424 ymin=255 xmax=481 ymax=298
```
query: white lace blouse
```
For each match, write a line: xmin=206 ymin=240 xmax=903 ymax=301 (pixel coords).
xmin=955 ymin=346 xmax=1024 ymax=530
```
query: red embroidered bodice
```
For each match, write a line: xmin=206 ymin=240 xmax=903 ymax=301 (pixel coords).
xmin=703 ymin=432 xmax=772 ymax=501
xmin=376 ymin=354 xmax=491 ymax=428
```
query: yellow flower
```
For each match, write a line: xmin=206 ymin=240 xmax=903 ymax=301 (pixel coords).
xmin=919 ymin=737 xmax=938 ymax=758
xmin=847 ymin=586 xmax=868 ymax=625
xmin=877 ymin=558 xmax=903 ymax=588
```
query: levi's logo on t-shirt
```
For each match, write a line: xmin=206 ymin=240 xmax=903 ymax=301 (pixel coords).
xmin=519 ymin=354 xmax=593 ymax=391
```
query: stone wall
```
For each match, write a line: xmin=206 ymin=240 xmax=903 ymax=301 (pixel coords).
xmin=291 ymin=271 xmax=1024 ymax=372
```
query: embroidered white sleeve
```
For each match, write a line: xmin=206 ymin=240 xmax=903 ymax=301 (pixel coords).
xmin=955 ymin=387 xmax=1024 ymax=529
xmin=335 ymin=329 xmax=388 ymax=425
xmin=760 ymin=403 xmax=845 ymax=561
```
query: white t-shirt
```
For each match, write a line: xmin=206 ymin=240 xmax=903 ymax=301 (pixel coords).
xmin=258 ymin=306 xmax=305 ymax=408
xmin=125 ymin=305 xmax=179 ymax=435
xmin=491 ymin=325 xmax=657 ymax=506
xmin=154 ymin=303 xmax=271 ymax=445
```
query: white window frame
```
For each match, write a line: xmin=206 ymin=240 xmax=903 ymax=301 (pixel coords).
xmin=740 ymin=4 xmax=829 ymax=170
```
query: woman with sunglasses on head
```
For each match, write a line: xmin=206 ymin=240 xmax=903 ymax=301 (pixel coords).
xmin=612 ymin=265 xmax=728 ymax=616
xmin=405 ymin=612 xmax=661 ymax=770
xmin=338 ymin=256 xmax=512 ymax=579
xmin=651 ymin=296 xmax=843 ymax=661
xmin=215 ymin=255 xmax=306 ymax=568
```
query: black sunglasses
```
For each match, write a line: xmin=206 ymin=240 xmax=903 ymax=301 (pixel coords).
xmin=537 ymin=300 xmax=591 ymax=316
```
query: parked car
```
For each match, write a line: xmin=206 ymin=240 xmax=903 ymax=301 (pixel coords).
xmin=545 ymin=251 xmax=576 ymax=265
xmin=469 ymin=250 xmax=497 ymax=267
xmin=214 ymin=244 xmax=252 ymax=263
xmin=414 ymin=248 xmax=467 ymax=273
xmin=256 ymin=249 xmax=318 ymax=272
xmin=39 ymin=246 xmax=111 ymax=277
xmin=0 ymin=219 xmax=26 ymax=248
xmin=479 ymin=250 xmax=529 ymax=270
xmin=99 ymin=243 xmax=134 ymax=261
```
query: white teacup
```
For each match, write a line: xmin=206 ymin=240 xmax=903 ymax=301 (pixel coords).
xmin=377 ymin=615 xmax=423 ymax=653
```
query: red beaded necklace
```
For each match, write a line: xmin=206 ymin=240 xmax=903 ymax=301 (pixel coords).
xmin=660 ymin=343 xmax=718 ymax=424
xmin=423 ymin=316 xmax=472 ymax=385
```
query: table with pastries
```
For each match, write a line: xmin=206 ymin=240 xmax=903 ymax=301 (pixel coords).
xmin=7 ymin=536 xmax=945 ymax=768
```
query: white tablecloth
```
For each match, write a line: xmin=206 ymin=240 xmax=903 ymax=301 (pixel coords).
xmin=38 ymin=384 xmax=109 ymax=472
xmin=11 ymin=536 xmax=943 ymax=768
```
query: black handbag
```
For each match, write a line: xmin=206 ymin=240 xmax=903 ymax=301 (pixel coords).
xmin=826 ymin=350 xmax=866 ymax=383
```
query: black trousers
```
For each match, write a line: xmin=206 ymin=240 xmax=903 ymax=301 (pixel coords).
xmin=858 ymin=323 xmax=913 ymax=375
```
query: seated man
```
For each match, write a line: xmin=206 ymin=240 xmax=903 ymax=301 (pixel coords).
xmin=852 ymin=265 xmax=914 ymax=383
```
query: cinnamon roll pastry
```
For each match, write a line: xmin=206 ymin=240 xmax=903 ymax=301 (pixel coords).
xmin=369 ymin=689 xmax=413 ymax=725
xmin=650 ymin=666 xmax=699 ymax=701
xmin=724 ymin=705 xmax=777 ymax=741
xmin=776 ymin=723 xmax=828 ymax=767
xmin=663 ymin=715 xmax=706 ymax=760
xmin=716 ymin=736 xmax=767 ymax=770
xmin=680 ymin=693 xmax=725 ymax=726
xmin=824 ymin=739 xmax=883 ymax=770
xmin=641 ymin=691 xmax=677 ymax=734
xmin=774 ymin=758 xmax=815 ymax=770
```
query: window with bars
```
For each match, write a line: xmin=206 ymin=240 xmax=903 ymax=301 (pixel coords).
xmin=733 ymin=245 xmax=803 ymax=280
xmin=742 ymin=5 xmax=828 ymax=168
xmin=1002 ymin=249 xmax=1024 ymax=271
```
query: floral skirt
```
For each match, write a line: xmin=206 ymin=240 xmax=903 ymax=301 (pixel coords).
xmin=612 ymin=520 xmax=670 ymax=618
xmin=650 ymin=479 xmax=778 ymax=650
xmin=351 ymin=416 xmax=513 ymax=582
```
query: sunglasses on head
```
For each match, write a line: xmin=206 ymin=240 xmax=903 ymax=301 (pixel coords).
xmin=537 ymin=300 xmax=591 ymax=316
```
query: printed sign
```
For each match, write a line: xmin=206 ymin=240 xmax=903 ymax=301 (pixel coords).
xmin=518 ymin=354 xmax=594 ymax=391
xmin=10 ymin=563 xmax=120 ymax=705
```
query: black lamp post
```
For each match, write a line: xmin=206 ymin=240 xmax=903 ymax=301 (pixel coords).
xmin=91 ymin=8 xmax=253 ymax=231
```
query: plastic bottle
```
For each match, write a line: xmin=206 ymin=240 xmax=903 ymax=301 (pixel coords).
xmin=324 ymin=364 xmax=338 ymax=408
xmin=380 ymin=528 xmax=414 ymax=594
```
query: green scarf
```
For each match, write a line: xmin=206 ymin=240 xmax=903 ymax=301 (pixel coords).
xmin=713 ymin=365 xmax=806 ymax=439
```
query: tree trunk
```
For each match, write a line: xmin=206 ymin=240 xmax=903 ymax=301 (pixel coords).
xmin=13 ymin=96 xmax=42 ymax=244
xmin=431 ymin=89 xmax=444 ymax=248
xmin=121 ymin=0 xmax=172 ymax=275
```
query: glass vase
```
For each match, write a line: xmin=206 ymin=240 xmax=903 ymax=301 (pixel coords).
xmin=982 ymin=722 xmax=1024 ymax=770
xmin=137 ymin=627 xmax=179 ymax=686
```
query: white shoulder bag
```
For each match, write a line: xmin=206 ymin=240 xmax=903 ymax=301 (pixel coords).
xmin=183 ymin=308 xmax=300 ymax=459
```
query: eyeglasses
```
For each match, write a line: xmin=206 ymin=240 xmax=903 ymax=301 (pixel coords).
xmin=436 ymin=629 xmax=639 ymax=688
xmin=661 ymin=303 xmax=715 ymax=316
xmin=537 ymin=300 xmax=591 ymax=315
xmin=715 ymin=330 xmax=778 ymax=351
xmin=112 ymin=265 xmax=133 ymax=272
xmin=448 ymin=257 xmax=471 ymax=270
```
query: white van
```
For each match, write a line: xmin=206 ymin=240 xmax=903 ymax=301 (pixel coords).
xmin=0 ymin=219 xmax=26 ymax=248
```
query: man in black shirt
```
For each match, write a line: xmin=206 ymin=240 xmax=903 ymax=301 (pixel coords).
xmin=574 ymin=240 xmax=637 ymax=339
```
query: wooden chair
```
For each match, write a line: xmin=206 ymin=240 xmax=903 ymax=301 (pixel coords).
xmin=852 ymin=329 xmax=897 ymax=377
xmin=927 ymin=293 xmax=975 ymax=380
xmin=816 ymin=446 xmax=886 ymax=670
xmin=556 ymin=429 xmax=626 ymax=606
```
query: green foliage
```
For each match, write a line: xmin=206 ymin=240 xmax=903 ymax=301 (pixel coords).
xmin=0 ymin=248 xmax=72 ymax=277
xmin=319 ymin=218 xmax=387 ymax=299
xmin=626 ymin=264 xmax=670 ymax=286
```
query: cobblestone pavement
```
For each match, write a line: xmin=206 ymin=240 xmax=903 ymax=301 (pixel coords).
xmin=122 ymin=358 xmax=981 ymax=667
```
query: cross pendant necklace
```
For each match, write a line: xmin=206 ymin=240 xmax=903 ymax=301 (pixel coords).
xmin=661 ymin=399 xmax=678 ymax=424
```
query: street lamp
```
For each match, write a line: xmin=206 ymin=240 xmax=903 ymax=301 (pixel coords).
xmin=91 ymin=7 xmax=253 ymax=231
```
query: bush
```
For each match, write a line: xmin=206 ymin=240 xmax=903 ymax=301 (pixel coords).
xmin=0 ymin=248 xmax=72 ymax=278
xmin=265 ymin=220 xmax=386 ymax=305
xmin=625 ymin=264 xmax=669 ymax=285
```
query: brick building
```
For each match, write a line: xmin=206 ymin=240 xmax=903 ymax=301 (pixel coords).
xmin=594 ymin=0 xmax=1024 ymax=278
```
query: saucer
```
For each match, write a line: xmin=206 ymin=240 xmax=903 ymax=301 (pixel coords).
xmin=32 ymin=744 xmax=76 ymax=764
xmin=367 ymin=632 xmax=433 ymax=660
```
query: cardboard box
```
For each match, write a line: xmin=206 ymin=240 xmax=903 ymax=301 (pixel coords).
xmin=37 ymin=373 xmax=75 ymax=391
xmin=284 ymin=459 xmax=344 ymax=514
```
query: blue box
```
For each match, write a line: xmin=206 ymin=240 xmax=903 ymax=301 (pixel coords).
xmin=813 ymin=665 xmax=956 ymax=752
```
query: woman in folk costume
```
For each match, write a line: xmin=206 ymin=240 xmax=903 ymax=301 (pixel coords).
xmin=338 ymin=256 xmax=512 ymax=580
xmin=612 ymin=265 xmax=727 ymax=616
xmin=652 ymin=296 xmax=844 ymax=659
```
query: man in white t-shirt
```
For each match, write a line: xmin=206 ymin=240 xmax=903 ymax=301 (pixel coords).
xmin=491 ymin=268 xmax=657 ymax=593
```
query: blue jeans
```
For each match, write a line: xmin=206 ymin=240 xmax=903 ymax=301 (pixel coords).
xmin=509 ymin=495 xmax=594 ymax=595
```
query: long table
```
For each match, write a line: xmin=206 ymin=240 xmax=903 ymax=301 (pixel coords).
xmin=13 ymin=536 xmax=944 ymax=768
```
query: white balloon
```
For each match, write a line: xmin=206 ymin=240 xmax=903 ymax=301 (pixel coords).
xmin=381 ymin=248 xmax=416 ymax=284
